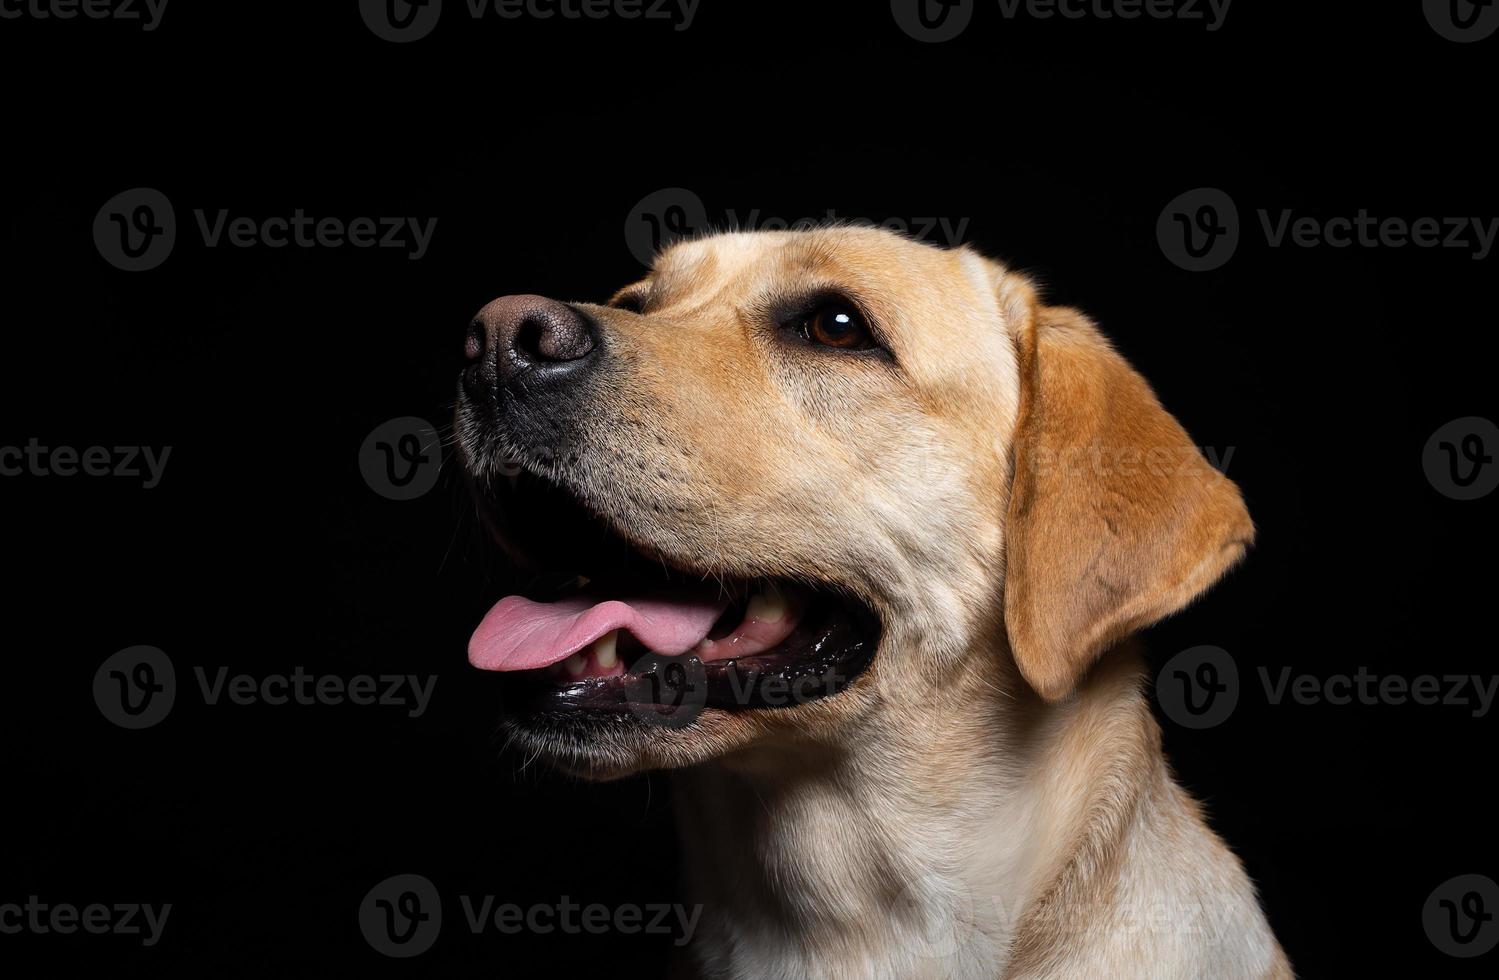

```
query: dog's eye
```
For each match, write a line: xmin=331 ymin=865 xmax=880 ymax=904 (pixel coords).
xmin=792 ymin=302 xmax=875 ymax=351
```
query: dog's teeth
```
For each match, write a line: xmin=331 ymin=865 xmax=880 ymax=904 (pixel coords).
xmin=593 ymin=630 xmax=619 ymax=669
xmin=746 ymin=585 xmax=786 ymax=623
xmin=564 ymin=653 xmax=587 ymax=677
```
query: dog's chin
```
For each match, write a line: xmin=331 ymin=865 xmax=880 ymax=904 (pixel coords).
xmin=466 ymin=467 xmax=883 ymax=778
xmin=499 ymin=709 xmax=771 ymax=782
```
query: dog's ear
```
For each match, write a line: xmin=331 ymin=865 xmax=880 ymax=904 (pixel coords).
xmin=1000 ymin=291 xmax=1254 ymax=701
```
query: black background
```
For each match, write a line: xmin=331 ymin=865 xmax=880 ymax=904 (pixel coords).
xmin=1 ymin=0 xmax=1495 ymax=976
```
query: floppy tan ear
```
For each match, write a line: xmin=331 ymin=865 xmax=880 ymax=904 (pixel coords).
xmin=1002 ymin=297 xmax=1254 ymax=701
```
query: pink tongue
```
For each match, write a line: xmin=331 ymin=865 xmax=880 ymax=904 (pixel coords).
xmin=468 ymin=589 xmax=731 ymax=672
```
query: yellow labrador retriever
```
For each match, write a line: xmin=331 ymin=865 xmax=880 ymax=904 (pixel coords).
xmin=456 ymin=226 xmax=1291 ymax=978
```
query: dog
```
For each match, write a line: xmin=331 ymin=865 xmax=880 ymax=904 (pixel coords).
xmin=455 ymin=225 xmax=1291 ymax=978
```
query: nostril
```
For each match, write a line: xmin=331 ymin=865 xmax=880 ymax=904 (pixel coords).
xmin=464 ymin=320 xmax=485 ymax=361
xmin=515 ymin=308 xmax=595 ymax=364
xmin=514 ymin=316 xmax=548 ymax=364
xmin=468 ymin=294 xmax=597 ymax=390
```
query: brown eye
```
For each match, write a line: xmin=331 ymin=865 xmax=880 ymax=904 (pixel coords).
xmin=796 ymin=302 xmax=874 ymax=351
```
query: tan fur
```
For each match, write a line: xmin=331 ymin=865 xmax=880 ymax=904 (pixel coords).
xmin=1004 ymin=298 xmax=1256 ymax=701
xmin=498 ymin=226 xmax=1290 ymax=977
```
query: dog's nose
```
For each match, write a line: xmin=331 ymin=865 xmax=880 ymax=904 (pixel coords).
xmin=463 ymin=294 xmax=597 ymax=399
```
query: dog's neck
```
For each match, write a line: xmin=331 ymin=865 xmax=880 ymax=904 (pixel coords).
xmin=670 ymin=644 xmax=1169 ymax=979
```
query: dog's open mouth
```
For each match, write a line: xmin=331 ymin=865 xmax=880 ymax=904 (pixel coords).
xmin=467 ymin=471 xmax=881 ymax=719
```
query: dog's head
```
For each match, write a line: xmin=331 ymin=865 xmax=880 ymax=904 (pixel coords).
xmin=456 ymin=226 xmax=1252 ymax=778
